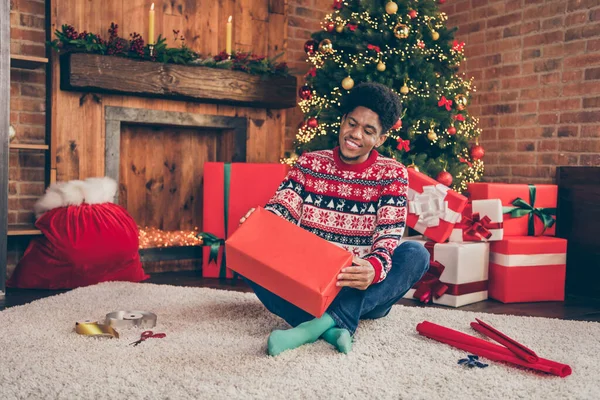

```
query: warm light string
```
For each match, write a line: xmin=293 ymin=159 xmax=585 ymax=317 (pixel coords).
xmin=138 ymin=227 xmax=203 ymax=248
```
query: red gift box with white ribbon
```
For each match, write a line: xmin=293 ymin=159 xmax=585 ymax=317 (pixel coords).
xmin=406 ymin=168 xmax=468 ymax=243
xmin=489 ymin=236 xmax=567 ymax=303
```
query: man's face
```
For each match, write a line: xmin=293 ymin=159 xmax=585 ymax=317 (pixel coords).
xmin=338 ymin=106 xmax=387 ymax=164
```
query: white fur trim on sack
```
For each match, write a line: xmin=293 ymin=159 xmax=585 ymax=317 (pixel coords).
xmin=34 ymin=177 xmax=118 ymax=219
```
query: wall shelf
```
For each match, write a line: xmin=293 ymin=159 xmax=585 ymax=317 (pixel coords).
xmin=9 ymin=143 xmax=49 ymax=150
xmin=10 ymin=54 xmax=49 ymax=70
xmin=7 ymin=224 xmax=42 ymax=236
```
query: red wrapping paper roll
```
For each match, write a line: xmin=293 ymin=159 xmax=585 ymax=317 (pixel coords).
xmin=416 ymin=321 xmax=572 ymax=378
xmin=471 ymin=319 xmax=539 ymax=363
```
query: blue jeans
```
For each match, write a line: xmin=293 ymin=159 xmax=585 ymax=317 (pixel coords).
xmin=245 ymin=241 xmax=430 ymax=335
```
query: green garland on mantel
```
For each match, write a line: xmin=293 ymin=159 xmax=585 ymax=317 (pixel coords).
xmin=50 ymin=23 xmax=292 ymax=78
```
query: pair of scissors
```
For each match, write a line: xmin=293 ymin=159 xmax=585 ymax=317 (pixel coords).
xmin=129 ymin=330 xmax=166 ymax=346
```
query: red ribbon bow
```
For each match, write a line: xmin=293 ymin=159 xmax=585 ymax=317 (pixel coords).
xmin=305 ymin=67 xmax=317 ymax=78
xmin=452 ymin=40 xmax=465 ymax=52
xmin=413 ymin=242 xmax=449 ymax=303
xmin=454 ymin=114 xmax=465 ymax=121
xmin=457 ymin=207 xmax=503 ymax=241
xmin=347 ymin=23 xmax=358 ymax=31
xmin=396 ymin=138 xmax=410 ymax=152
xmin=438 ymin=96 xmax=453 ymax=111
xmin=367 ymin=44 xmax=381 ymax=53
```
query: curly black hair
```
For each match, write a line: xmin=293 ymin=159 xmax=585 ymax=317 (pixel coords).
xmin=340 ymin=82 xmax=402 ymax=134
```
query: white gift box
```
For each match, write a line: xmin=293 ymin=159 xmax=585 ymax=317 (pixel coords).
xmin=448 ymin=199 xmax=504 ymax=242
xmin=401 ymin=237 xmax=490 ymax=307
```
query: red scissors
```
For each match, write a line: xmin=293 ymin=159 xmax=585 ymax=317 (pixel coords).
xmin=129 ymin=330 xmax=166 ymax=346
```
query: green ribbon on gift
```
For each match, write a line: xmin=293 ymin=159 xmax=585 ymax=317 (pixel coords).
xmin=502 ymin=184 xmax=556 ymax=236
xmin=197 ymin=163 xmax=232 ymax=278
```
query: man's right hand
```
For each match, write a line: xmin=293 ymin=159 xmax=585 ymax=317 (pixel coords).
xmin=239 ymin=208 xmax=256 ymax=225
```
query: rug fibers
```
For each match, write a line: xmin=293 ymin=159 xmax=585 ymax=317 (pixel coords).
xmin=0 ymin=282 xmax=598 ymax=399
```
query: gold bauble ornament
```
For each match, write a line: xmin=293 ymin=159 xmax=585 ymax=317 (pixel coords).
xmin=342 ymin=76 xmax=355 ymax=90
xmin=407 ymin=164 xmax=420 ymax=172
xmin=427 ymin=130 xmax=438 ymax=141
xmin=394 ymin=23 xmax=410 ymax=39
xmin=431 ymin=30 xmax=440 ymax=40
xmin=455 ymin=94 xmax=468 ymax=110
xmin=377 ymin=61 xmax=386 ymax=71
xmin=385 ymin=1 xmax=398 ymax=14
xmin=318 ymin=39 xmax=333 ymax=54
xmin=335 ymin=23 xmax=344 ymax=33
xmin=400 ymin=85 xmax=409 ymax=95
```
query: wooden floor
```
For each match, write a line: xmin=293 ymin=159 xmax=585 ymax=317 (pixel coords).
xmin=2 ymin=271 xmax=600 ymax=322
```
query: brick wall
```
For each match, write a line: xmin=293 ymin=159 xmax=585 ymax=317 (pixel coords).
xmin=284 ymin=0 xmax=332 ymax=153
xmin=441 ymin=0 xmax=600 ymax=183
xmin=8 ymin=0 xmax=47 ymax=273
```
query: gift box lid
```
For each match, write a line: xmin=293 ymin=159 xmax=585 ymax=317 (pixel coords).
xmin=225 ymin=207 xmax=353 ymax=295
xmin=490 ymin=236 xmax=567 ymax=255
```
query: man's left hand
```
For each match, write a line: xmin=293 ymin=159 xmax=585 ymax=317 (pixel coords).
xmin=336 ymin=257 xmax=375 ymax=290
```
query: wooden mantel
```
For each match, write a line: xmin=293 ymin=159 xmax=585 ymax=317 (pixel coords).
xmin=60 ymin=53 xmax=297 ymax=109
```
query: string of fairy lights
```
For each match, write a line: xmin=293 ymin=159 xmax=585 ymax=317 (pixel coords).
xmin=138 ymin=226 xmax=203 ymax=248
xmin=286 ymin=0 xmax=485 ymax=190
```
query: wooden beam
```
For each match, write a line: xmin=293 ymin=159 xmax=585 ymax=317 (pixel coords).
xmin=1 ymin=0 xmax=10 ymax=295
xmin=60 ymin=53 xmax=297 ymax=109
xmin=9 ymin=143 xmax=49 ymax=150
xmin=7 ymin=224 xmax=42 ymax=236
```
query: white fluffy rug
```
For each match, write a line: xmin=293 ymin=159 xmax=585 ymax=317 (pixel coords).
xmin=1 ymin=282 xmax=598 ymax=399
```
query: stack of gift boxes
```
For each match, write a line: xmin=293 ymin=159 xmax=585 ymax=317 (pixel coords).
xmin=402 ymin=168 xmax=566 ymax=307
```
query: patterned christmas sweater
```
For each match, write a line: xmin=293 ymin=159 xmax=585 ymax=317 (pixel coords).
xmin=265 ymin=147 xmax=408 ymax=284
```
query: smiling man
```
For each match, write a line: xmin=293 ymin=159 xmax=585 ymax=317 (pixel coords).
xmin=240 ymin=82 xmax=430 ymax=356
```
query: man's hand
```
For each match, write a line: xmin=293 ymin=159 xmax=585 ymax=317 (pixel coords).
xmin=336 ymin=257 xmax=375 ymax=290
xmin=239 ymin=208 xmax=256 ymax=225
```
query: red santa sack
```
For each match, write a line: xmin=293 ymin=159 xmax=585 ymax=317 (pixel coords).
xmin=8 ymin=178 xmax=148 ymax=289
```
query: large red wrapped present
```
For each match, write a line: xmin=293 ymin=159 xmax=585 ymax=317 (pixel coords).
xmin=468 ymin=183 xmax=557 ymax=237
xmin=225 ymin=207 xmax=353 ymax=317
xmin=489 ymin=236 xmax=567 ymax=303
xmin=201 ymin=162 xmax=290 ymax=278
xmin=448 ymin=199 xmax=504 ymax=242
xmin=401 ymin=236 xmax=489 ymax=307
xmin=407 ymin=169 xmax=468 ymax=243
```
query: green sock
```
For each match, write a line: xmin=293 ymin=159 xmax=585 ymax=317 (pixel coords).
xmin=267 ymin=313 xmax=336 ymax=356
xmin=321 ymin=327 xmax=352 ymax=354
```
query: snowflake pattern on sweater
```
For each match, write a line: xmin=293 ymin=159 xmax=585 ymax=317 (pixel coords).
xmin=265 ymin=147 xmax=408 ymax=284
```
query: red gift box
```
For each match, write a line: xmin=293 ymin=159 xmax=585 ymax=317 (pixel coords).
xmin=407 ymin=169 xmax=468 ymax=243
xmin=489 ymin=236 xmax=567 ymax=303
xmin=468 ymin=183 xmax=557 ymax=237
xmin=202 ymin=162 xmax=290 ymax=278
xmin=225 ymin=207 xmax=353 ymax=317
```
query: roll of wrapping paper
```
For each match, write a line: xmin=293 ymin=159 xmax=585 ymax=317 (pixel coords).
xmin=416 ymin=321 xmax=571 ymax=377
xmin=471 ymin=318 xmax=539 ymax=363
xmin=75 ymin=321 xmax=119 ymax=339
xmin=105 ymin=311 xmax=157 ymax=330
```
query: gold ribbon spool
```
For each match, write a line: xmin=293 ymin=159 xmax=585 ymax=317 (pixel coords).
xmin=75 ymin=320 xmax=119 ymax=339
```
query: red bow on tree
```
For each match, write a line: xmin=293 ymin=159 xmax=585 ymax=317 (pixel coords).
xmin=459 ymin=157 xmax=472 ymax=167
xmin=396 ymin=138 xmax=410 ymax=152
xmin=347 ymin=23 xmax=358 ymax=31
xmin=454 ymin=114 xmax=465 ymax=121
xmin=438 ymin=96 xmax=453 ymax=111
xmin=452 ymin=40 xmax=465 ymax=52
xmin=305 ymin=67 xmax=317 ymax=78
xmin=367 ymin=44 xmax=381 ymax=53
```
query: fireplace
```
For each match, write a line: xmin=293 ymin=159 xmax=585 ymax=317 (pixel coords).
xmin=104 ymin=106 xmax=247 ymax=271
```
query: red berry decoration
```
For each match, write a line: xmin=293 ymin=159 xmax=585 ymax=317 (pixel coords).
xmin=436 ymin=171 xmax=453 ymax=187
xmin=392 ymin=118 xmax=402 ymax=130
xmin=470 ymin=144 xmax=485 ymax=160
xmin=298 ymin=85 xmax=313 ymax=100
xmin=304 ymin=39 xmax=317 ymax=55
xmin=408 ymin=9 xmax=418 ymax=19
xmin=326 ymin=21 xmax=336 ymax=32
xmin=307 ymin=117 xmax=319 ymax=128
xmin=447 ymin=126 xmax=456 ymax=135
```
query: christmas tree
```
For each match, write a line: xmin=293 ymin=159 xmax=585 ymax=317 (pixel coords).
xmin=290 ymin=0 xmax=484 ymax=192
